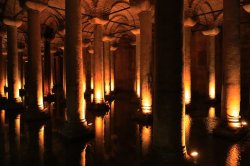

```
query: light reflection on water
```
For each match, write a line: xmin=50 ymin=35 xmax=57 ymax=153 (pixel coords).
xmin=141 ymin=125 xmax=151 ymax=156
xmin=226 ymin=144 xmax=241 ymax=166
xmin=205 ymin=106 xmax=218 ymax=134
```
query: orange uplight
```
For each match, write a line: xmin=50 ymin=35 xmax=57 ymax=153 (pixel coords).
xmin=0 ymin=110 xmax=5 ymax=124
xmin=142 ymin=126 xmax=151 ymax=156
xmin=184 ymin=89 xmax=191 ymax=104
xmin=94 ymin=89 xmax=103 ymax=104
xmin=209 ymin=80 xmax=215 ymax=100
xmin=111 ymin=78 xmax=114 ymax=92
xmin=141 ymin=95 xmax=152 ymax=114
xmin=136 ymin=80 xmax=140 ymax=98
xmin=190 ymin=151 xmax=199 ymax=158
xmin=91 ymin=78 xmax=94 ymax=90
xmin=105 ymin=84 xmax=110 ymax=95
xmin=208 ymin=107 xmax=216 ymax=118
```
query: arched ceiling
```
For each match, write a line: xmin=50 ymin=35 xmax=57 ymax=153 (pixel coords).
xmin=0 ymin=0 xmax=249 ymax=50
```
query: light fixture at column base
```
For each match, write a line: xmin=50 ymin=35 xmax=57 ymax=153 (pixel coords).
xmin=133 ymin=109 xmax=152 ymax=124
xmin=213 ymin=120 xmax=248 ymax=141
xmin=89 ymin=102 xmax=110 ymax=116
xmin=5 ymin=100 xmax=24 ymax=112
xmin=22 ymin=109 xmax=50 ymax=121
xmin=57 ymin=121 xmax=94 ymax=141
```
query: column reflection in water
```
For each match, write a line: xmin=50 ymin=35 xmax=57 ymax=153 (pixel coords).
xmin=226 ymin=144 xmax=241 ymax=166
xmin=94 ymin=116 xmax=105 ymax=163
xmin=81 ymin=145 xmax=87 ymax=166
xmin=38 ymin=125 xmax=45 ymax=162
xmin=185 ymin=114 xmax=192 ymax=148
xmin=141 ymin=125 xmax=152 ymax=156
xmin=206 ymin=107 xmax=218 ymax=134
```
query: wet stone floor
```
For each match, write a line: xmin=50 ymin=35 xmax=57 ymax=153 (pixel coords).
xmin=1 ymin=93 xmax=250 ymax=166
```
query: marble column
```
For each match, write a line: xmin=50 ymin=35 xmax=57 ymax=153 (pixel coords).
xmin=3 ymin=19 xmax=22 ymax=103
xmin=110 ymin=46 xmax=117 ymax=92
xmin=0 ymin=35 xmax=6 ymax=98
xmin=153 ymin=0 xmax=186 ymax=160
xmin=88 ymin=47 xmax=94 ymax=91
xmin=207 ymin=36 xmax=216 ymax=100
xmin=221 ymin=0 xmax=241 ymax=123
xmin=183 ymin=28 xmax=191 ymax=104
xmin=60 ymin=0 xmax=89 ymax=139
xmin=43 ymin=39 xmax=51 ymax=97
xmin=139 ymin=11 xmax=153 ymax=114
xmin=131 ymin=29 xmax=141 ymax=98
xmin=25 ymin=1 xmax=47 ymax=117
xmin=103 ymin=37 xmax=111 ymax=96
xmin=93 ymin=25 xmax=104 ymax=103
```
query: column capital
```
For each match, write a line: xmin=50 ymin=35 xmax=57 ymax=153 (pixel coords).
xmin=184 ymin=17 xmax=197 ymax=27
xmin=88 ymin=48 xmax=94 ymax=54
xmin=202 ymin=27 xmax=220 ymax=36
xmin=131 ymin=28 xmax=140 ymax=35
xmin=25 ymin=1 xmax=47 ymax=12
xmin=82 ymin=42 xmax=91 ymax=48
xmin=102 ymin=35 xmax=115 ymax=42
xmin=89 ymin=17 xmax=108 ymax=25
xmin=110 ymin=46 xmax=118 ymax=52
xmin=3 ymin=18 xmax=22 ymax=27
xmin=131 ymin=0 xmax=152 ymax=15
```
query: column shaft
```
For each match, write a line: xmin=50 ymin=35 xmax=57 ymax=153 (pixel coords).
xmin=183 ymin=28 xmax=191 ymax=104
xmin=207 ymin=36 xmax=216 ymax=100
xmin=27 ymin=10 xmax=44 ymax=110
xmin=94 ymin=25 xmax=104 ymax=103
xmin=104 ymin=42 xmax=111 ymax=95
xmin=139 ymin=11 xmax=153 ymax=113
xmin=7 ymin=26 xmax=20 ymax=101
xmin=65 ymin=0 xmax=84 ymax=122
xmin=153 ymin=0 xmax=186 ymax=157
xmin=43 ymin=40 xmax=51 ymax=97
xmin=0 ymin=36 xmax=5 ymax=97
xmin=110 ymin=51 xmax=115 ymax=92
xmin=135 ymin=34 xmax=141 ymax=98
xmin=221 ymin=0 xmax=240 ymax=121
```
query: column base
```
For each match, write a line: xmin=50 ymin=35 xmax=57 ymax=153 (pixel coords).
xmin=213 ymin=121 xmax=248 ymax=141
xmin=133 ymin=109 xmax=152 ymax=124
xmin=22 ymin=109 xmax=50 ymax=121
xmin=44 ymin=94 xmax=56 ymax=102
xmin=5 ymin=99 xmax=24 ymax=112
xmin=104 ymin=93 xmax=115 ymax=102
xmin=89 ymin=102 xmax=110 ymax=116
xmin=57 ymin=121 xmax=94 ymax=141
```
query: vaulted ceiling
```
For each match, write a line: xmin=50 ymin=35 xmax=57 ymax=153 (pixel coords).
xmin=0 ymin=0 xmax=249 ymax=51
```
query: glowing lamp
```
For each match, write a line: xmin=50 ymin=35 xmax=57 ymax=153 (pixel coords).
xmin=184 ymin=17 xmax=197 ymax=27
xmin=243 ymin=4 xmax=250 ymax=13
xmin=190 ymin=151 xmax=199 ymax=158
xmin=184 ymin=90 xmax=191 ymax=104
xmin=241 ymin=121 xmax=247 ymax=126
xmin=141 ymin=98 xmax=152 ymax=114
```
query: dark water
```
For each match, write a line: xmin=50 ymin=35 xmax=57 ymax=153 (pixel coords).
xmin=0 ymin=94 xmax=250 ymax=166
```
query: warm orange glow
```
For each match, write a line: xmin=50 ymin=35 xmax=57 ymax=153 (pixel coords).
xmin=183 ymin=28 xmax=191 ymax=105
xmin=95 ymin=116 xmax=104 ymax=156
xmin=226 ymin=144 xmax=240 ymax=166
xmin=111 ymin=78 xmax=115 ymax=92
xmin=141 ymin=94 xmax=152 ymax=114
xmin=94 ymin=89 xmax=103 ymax=104
xmin=91 ymin=94 xmax=94 ymax=103
xmin=142 ymin=126 xmax=151 ymax=156
xmin=190 ymin=151 xmax=199 ymax=158
xmin=185 ymin=114 xmax=192 ymax=147
xmin=15 ymin=115 xmax=20 ymax=143
xmin=81 ymin=146 xmax=86 ymax=165
xmin=39 ymin=125 xmax=45 ymax=156
xmin=226 ymin=86 xmax=240 ymax=122
xmin=208 ymin=107 xmax=216 ymax=118
xmin=91 ymin=79 xmax=94 ymax=90
xmin=241 ymin=121 xmax=247 ymax=126
xmin=0 ymin=110 xmax=5 ymax=124
xmin=81 ymin=99 xmax=86 ymax=120
xmin=209 ymin=79 xmax=215 ymax=99
xmin=105 ymin=84 xmax=110 ymax=95
xmin=208 ymin=36 xmax=216 ymax=100
xmin=136 ymin=80 xmax=140 ymax=98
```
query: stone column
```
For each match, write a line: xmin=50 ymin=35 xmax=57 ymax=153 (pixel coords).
xmin=60 ymin=0 xmax=89 ymax=139
xmin=93 ymin=25 xmax=104 ymax=103
xmin=25 ymin=1 xmax=47 ymax=117
xmin=88 ymin=47 xmax=94 ymax=91
xmin=221 ymin=0 xmax=241 ymax=123
xmin=153 ymin=0 xmax=186 ymax=160
xmin=207 ymin=36 xmax=216 ymax=100
xmin=3 ymin=19 xmax=22 ymax=103
xmin=139 ymin=11 xmax=153 ymax=114
xmin=183 ymin=28 xmax=191 ymax=104
xmin=0 ymin=34 xmax=6 ymax=98
xmin=131 ymin=29 xmax=141 ymax=98
xmin=43 ymin=39 xmax=51 ymax=97
xmin=103 ymin=36 xmax=111 ymax=96
xmin=110 ymin=46 xmax=117 ymax=92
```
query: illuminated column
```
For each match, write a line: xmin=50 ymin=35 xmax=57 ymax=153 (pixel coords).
xmin=43 ymin=39 xmax=52 ymax=97
xmin=26 ymin=1 xmax=47 ymax=113
xmin=183 ymin=28 xmax=191 ymax=104
xmin=88 ymin=47 xmax=94 ymax=91
xmin=61 ymin=0 xmax=89 ymax=138
xmin=139 ymin=10 xmax=153 ymax=114
xmin=221 ymin=0 xmax=241 ymax=122
xmin=3 ymin=19 xmax=22 ymax=102
xmin=207 ymin=36 xmax=216 ymax=100
xmin=93 ymin=25 xmax=104 ymax=103
xmin=131 ymin=29 xmax=141 ymax=98
xmin=0 ymin=34 xmax=6 ymax=97
xmin=82 ymin=47 xmax=87 ymax=94
xmin=153 ymin=0 xmax=186 ymax=158
xmin=103 ymin=37 xmax=111 ymax=96
xmin=110 ymin=46 xmax=117 ymax=92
